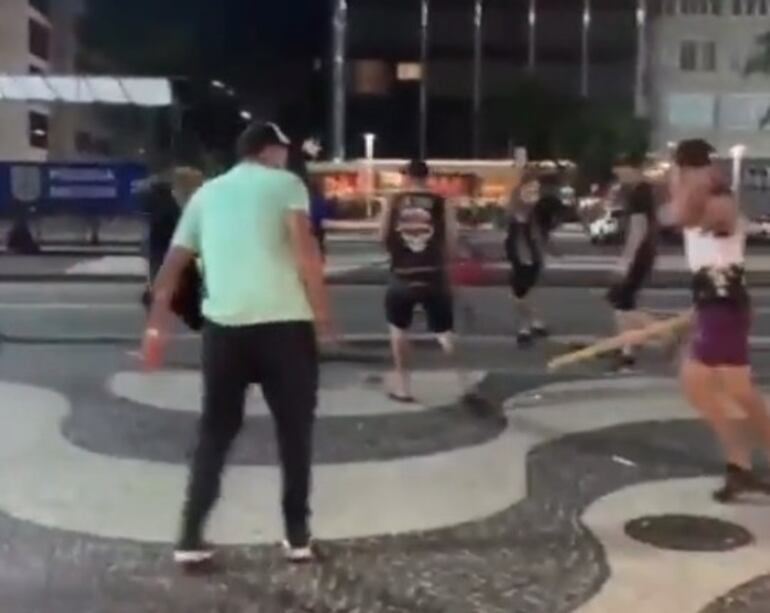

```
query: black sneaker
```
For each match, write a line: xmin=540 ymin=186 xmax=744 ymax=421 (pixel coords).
xmin=517 ymin=329 xmax=533 ymax=348
xmin=609 ymin=353 xmax=636 ymax=374
xmin=714 ymin=464 xmax=770 ymax=503
xmin=531 ymin=323 xmax=550 ymax=338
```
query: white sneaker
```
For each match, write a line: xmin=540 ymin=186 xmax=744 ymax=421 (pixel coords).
xmin=173 ymin=545 xmax=214 ymax=566
xmin=282 ymin=540 xmax=317 ymax=563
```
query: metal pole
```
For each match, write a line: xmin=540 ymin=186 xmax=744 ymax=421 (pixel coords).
xmin=581 ymin=0 xmax=591 ymax=98
xmin=331 ymin=0 xmax=348 ymax=161
xmin=731 ymin=145 xmax=746 ymax=195
xmin=634 ymin=0 xmax=648 ymax=117
xmin=528 ymin=0 xmax=537 ymax=72
xmin=419 ymin=0 xmax=430 ymax=159
xmin=472 ymin=0 xmax=484 ymax=158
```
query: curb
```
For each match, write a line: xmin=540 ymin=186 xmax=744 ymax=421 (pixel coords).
xmin=0 ymin=332 xmax=517 ymax=346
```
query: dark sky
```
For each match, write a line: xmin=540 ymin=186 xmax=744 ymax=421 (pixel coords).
xmin=81 ymin=0 xmax=330 ymax=84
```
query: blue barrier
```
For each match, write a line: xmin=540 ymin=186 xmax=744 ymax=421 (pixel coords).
xmin=0 ymin=162 xmax=148 ymax=216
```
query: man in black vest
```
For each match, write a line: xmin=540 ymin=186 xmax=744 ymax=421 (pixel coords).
xmin=380 ymin=159 xmax=459 ymax=402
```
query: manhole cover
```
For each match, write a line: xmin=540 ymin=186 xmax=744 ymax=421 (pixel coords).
xmin=625 ymin=514 xmax=753 ymax=552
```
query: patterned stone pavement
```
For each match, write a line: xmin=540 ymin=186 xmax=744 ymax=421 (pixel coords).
xmin=2 ymin=343 xmax=770 ymax=612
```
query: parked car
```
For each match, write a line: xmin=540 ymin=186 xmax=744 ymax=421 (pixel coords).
xmin=747 ymin=215 xmax=770 ymax=244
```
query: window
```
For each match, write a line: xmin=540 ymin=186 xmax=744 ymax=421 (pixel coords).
xmin=667 ymin=94 xmax=716 ymax=128
xmin=76 ymin=131 xmax=93 ymax=154
xmin=28 ymin=19 xmax=50 ymax=61
xmin=709 ymin=0 xmax=723 ymax=14
xmin=396 ymin=63 xmax=423 ymax=81
xmin=679 ymin=40 xmax=717 ymax=71
xmin=719 ymin=94 xmax=770 ymax=130
xmin=29 ymin=0 xmax=49 ymax=17
xmin=76 ymin=132 xmax=112 ymax=156
xmin=680 ymin=41 xmax=698 ymax=70
xmin=732 ymin=0 xmax=743 ymax=14
xmin=28 ymin=111 xmax=49 ymax=149
xmin=681 ymin=0 xmax=710 ymax=13
xmin=352 ymin=60 xmax=393 ymax=95
xmin=663 ymin=0 xmax=678 ymax=14
xmin=702 ymin=41 xmax=717 ymax=71
xmin=746 ymin=0 xmax=769 ymax=13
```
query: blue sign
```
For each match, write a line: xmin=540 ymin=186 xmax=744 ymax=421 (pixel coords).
xmin=0 ymin=162 xmax=148 ymax=215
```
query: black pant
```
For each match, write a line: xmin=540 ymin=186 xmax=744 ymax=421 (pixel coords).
xmin=606 ymin=246 xmax=656 ymax=312
xmin=180 ymin=321 xmax=319 ymax=547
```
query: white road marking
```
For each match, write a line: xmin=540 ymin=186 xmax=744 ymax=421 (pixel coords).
xmin=108 ymin=367 xmax=485 ymax=416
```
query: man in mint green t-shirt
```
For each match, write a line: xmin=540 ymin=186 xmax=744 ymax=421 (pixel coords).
xmin=144 ymin=122 xmax=331 ymax=566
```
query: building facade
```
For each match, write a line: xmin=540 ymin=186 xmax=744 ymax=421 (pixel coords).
xmin=0 ymin=0 xmax=112 ymax=162
xmin=647 ymin=0 xmax=770 ymax=158
xmin=342 ymin=0 xmax=638 ymax=159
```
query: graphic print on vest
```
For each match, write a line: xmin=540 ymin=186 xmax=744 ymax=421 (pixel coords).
xmin=395 ymin=195 xmax=435 ymax=254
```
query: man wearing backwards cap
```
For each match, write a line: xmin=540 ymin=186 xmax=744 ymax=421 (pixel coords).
xmin=606 ymin=151 xmax=659 ymax=372
xmin=379 ymin=159 xmax=464 ymax=402
xmin=145 ymin=121 xmax=332 ymax=566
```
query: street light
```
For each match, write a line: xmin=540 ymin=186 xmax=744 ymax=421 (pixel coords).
xmin=472 ymin=0 xmax=484 ymax=158
xmin=363 ymin=133 xmax=376 ymax=218
xmin=331 ymin=0 xmax=348 ymax=162
xmin=418 ymin=0 xmax=430 ymax=159
xmin=239 ymin=110 xmax=253 ymax=121
xmin=363 ymin=132 xmax=376 ymax=161
xmin=581 ymin=0 xmax=591 ymax=98
xmin=528 ymin=0 xmax=537 ymax=72
xmin=730 ymin=144 xmax=747 ymax=194
xmin=634 ymin=0 xmax=648 ymax=117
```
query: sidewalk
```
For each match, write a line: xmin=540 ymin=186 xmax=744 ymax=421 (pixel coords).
xmin=2 ymin=336 xmax=770 ymax=611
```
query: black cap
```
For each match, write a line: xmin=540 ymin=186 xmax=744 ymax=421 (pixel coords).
xmin=403 ymin=159 xmax=429 ymax=180
xmin=236 ymin=121 xmax=291 ymax=159
xmin=674 ymin=139 xmax=715 ymax=168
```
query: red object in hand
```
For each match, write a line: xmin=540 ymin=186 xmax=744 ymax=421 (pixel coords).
xmin=450 ymin=258 xmax=487 ymax=286
xmin=142 ymin=328 xmax=165 ymax=371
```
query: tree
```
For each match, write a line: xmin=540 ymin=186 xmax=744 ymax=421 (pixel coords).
xmin=745 ymin=32 xmax=770 ymax=127
xmin=491 ymin=77 xmax=649 ymax=189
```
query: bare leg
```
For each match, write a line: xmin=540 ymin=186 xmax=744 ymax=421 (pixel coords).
xmin=514 ymin=296 xmax=532 ymax=332
xmin=680 ymin=358 xmax=751 ymax=469
xmin=614 ymin=309 xmax=651 ymax=354
xmin=721 ymin=366 xmax=770 ymax=463
xmin=526 ymin=288 xmax=547 ymax=334
xmin=437 ymin=331 xmax=471 ymax=394
xmin=389 ymin=325 xmax=412 ymax=399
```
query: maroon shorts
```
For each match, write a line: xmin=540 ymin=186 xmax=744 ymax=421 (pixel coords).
xmin=690 ymin=302 xmax=750 ymax=367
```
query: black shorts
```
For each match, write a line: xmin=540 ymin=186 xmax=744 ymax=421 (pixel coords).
xmin=385 ymin=276 xmax=454 ymax=333
xmin=510 ymin=263 xmax=541 ymax=299
xmin=606 ymin=250 xmax=656 ymax=312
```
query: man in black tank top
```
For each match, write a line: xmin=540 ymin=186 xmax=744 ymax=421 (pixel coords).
xmin=379 ymin=159 xmax=459 ymax=402
xmin=606 ymin=152 xmax=659 ymax=372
